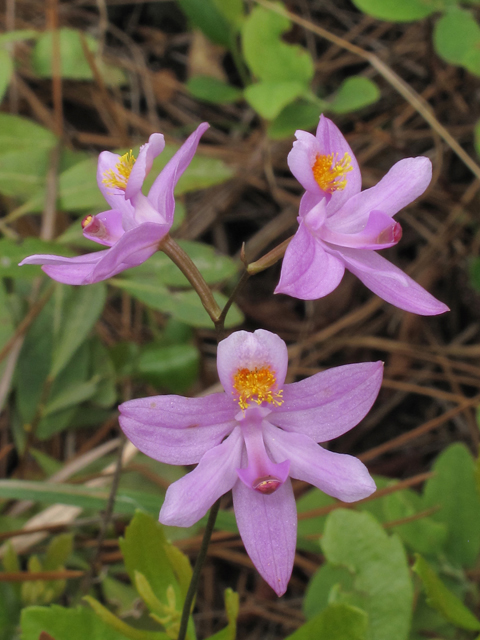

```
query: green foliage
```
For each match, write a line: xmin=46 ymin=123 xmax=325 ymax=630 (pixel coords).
xmin=286 ymin=603 xmax=368 ymax=640
xmin=20 ymin=535 xmax=73 ymax=606
xmin=137 ymin=344 xmax=199 ymax=394
xmin=187 ymin=76 xmax=242 ymax=104
xmin=244 ymin=80 xmax=307 ymax=120
xmin=350 ymin=0 xmax=435 ymax=21
xmin=327 ymin=77 xmax=380 ymax=115
xmin=31 ymin=28 xmax=126 ymax=86
xmin=414 ymin=554 xmax=480 ymax=631
xmin=321 ymin=510 xmax=413 ymax=640
xmin=0 ymin=48 xmax=13 ymax=103
xmin=177 ymin=0 xmax=243 ymax=48
xmin=423 ymin=443 xmax=480 ymax=567
xmin=434 ymin=8 xmax=480 ymax=75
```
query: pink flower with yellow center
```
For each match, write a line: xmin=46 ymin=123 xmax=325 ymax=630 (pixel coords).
xmin=119 ymin=329 xmax=382 ymax=596
xmin=275 ymin=115 xmax=448 ymax=315
xmin=19 ymin=124 xmax=209 ymax=284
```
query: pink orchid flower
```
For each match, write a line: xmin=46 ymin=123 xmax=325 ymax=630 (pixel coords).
xmin=119 ymin=329 xmax=382 ymax=596
xmin=19 ymin=123 xmax=209 ymax=284
xmin=275 ymin=115 xmax=448 ymax=315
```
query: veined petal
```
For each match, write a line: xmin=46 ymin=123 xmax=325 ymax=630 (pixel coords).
xmin=338 ymin=247 xmax=449 ymax=315
xmin=322 ymin=210 xmax=402 ymax=250
xmin=288 ymin=130 xmax=323 ymax=194
xmin=217 ymin=329 xmax=288 ymax=399
xmin=233 ymin=476 xmax=297 ymax=596
xmin=264 ymin=424 xmax=376 ymax=502
xmin=89 ymin=222 xmax=169 ymax=282
xmin=82 ymin=209 xmax=125 ymax=247
xmin=119 ymin=392 xmax=235 ymax=428
xmin=147 ymin=122 xmax=209 ymax=225
xmin=19 ymin=250 xmax=105 ymax=285
xmin=269 ymin=362 xmax=383 ymax=442
xmin=159 ymin=427 xmax=243 ymax=527
xmin=330 ymin=157 xmax=432 ymax=233
xmin=125 ymin=133 xmax=165 ymax=201
xmin=118 ymin=415 xmax=236 ymax=465
xmin=132 ymin=192 xmax=168 ymax=225
xmin=275 ymin=221 xmax=345 ymax=300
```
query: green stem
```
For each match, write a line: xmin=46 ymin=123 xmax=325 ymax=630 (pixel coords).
xmin=247 ymin=236 xmax=293 ymax=275
xmin=177 ymin=499 xmax=221 ymax=640
xmin=159 ymin=235 xmax=222 ymax=325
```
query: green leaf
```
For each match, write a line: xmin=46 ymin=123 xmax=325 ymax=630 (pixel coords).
xmin=84 ymin=596 xmax=169 ymax=640
xmin=285 ymin=603 xmax=368 ymax=640
xmin=423 ymin=443 xmax=480 ymax=567
xmin=0 ymin=282 xmax=15 ymax=408
xmin=32 ymin=28 xmax=126 ymax=86
xmin=208 ymin=589 xmax=240 ymax=640
xmin=413 ymin=554 xmax=480 ymax=631
xmin=119 ymin=512 xmax=180 ymax=607
xmin=21 ymin=604 xmax=131 ymax=640
xmin=322 ymin=510 xmax=413 ymax=640
xmin=326 ymin=77 xmax=380 ymax=114
xmin=0 ymin=113 xmax=56 ymax=153
xmin=0 ymin=49 xmax=13 ymax=103
xmin=44 ymin=534 xmax=73 ymax=570
xmin=177 ymin=0 xmax=236 ymax=47
xmin=50 ymin=283 xmax=106 ymax=378
xmin=433 ymin=9 xmax=480 ymax=69
xmin=125 ymin=240 xmax=238 ymax=287
xmin=268 ymin=100 xmax=322 ymax=139
xmin=349 ymin=0 xmax=434 ymax=21
xmin=187 ymin=76 xmax=242 ymax=104
xmin=101 ymin=576 xmax=139 ymax=618
xmin=242 ymin=3 xmax=314 ymax=84
xmin=0 ymin=29 xmax=38 ymax=45
xmin=89 ymin=338 xmax=117 ymax=408
xmin=244 ymin=80 xmax=306 ymax=120
xmin=304 ymin=564 xmax=355 ymax=620
xmin=137 ymin=343 xmax=199 ymax=394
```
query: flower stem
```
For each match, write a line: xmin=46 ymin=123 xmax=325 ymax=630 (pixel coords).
xmin=177 ymin=498 xmax=221 ymax=640
xmin=159 ymin=235 xmax=222 ymax=325
xmin=247 ymin=236 xmax=293 ymax=275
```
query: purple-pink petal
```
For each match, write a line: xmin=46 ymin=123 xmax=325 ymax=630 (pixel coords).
xmin=274 ymin=221 xmax=345 ymax=300
xmin=217 ymin=329 xmax=288 ymax=397
xmin=264 ymin=424 xmax=376 ymax=502
xmin=20 ymin=250 xmax=105 ymax=285
xmin=96 ymin=151 xmax=135 ymax=216
xmin=82 ymin=209 xmax=125 ymax=247
xmin=288 ymin=130 xmax=324 ymax=194
xmin=338 ymin=247 xmax=449 ymax=315
xmin=322 ymin=210 xmax=402 ymax=250
xmin=232 ymin=476 xmax=297 ymax=596
xmin=125 ymin=133 xmax=165 ymax=201
xmin=159 ymin=427 xmax=243 ymax=527
xmin=118 ymin=415 xmax=236 ymax=465
xmin=329 ymin=157 xmax=432 ymax=234
xmin=147 ymin=122 xmax=209 ymax=225
xmin=270 ymin=362 xmax=383 ymax=442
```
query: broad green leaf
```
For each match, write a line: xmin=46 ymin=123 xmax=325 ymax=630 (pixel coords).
xmin=0 ymin=49 xmax=13 ymax=103
xmin=423 ymin=443 xmax=480 ymax=567
xmin=137 ymin=343 xmax=199 ymax=394
xmin=285 ymin=603 xmax=368 ymax=640
xmin=434 ymin=9 xmax=480 ymax=68
xmin=0 ymin=479 xmax=161 ymax=516
xmin=0 ymin=148 xmax=52 ymax=199
xmin=212 ymin=0 xmax=244 ymax=28
xmin=0 ymin=29 xmax=38 ymax=45
xmin=101 ymin=576 xmax=139 ymax=618
xmin=322 ymin=510 xmax=413 ymax=640
xmin=58 ymin=156 xmax=105 ymax=211
xmin=268 ymin=100 xmax=322 ymax=139
xmin=414 ymin=554 xmax=480 ymax=631
xmin=350 ymin=0 xmax=434 ymax=21
xmin=29 ymin=448 xmax=63 ymax=476
xmin=43 ymin=378 xmax=99 ymax=416
xmin=177 ymin=0 xmax=235 ymax=47
xmin=0 ymin=584 xmax=20 ymax=640
xmin=32 ymin=28 xmax=126 ymax=86
xmin=0 ymin=281 xmax=15 ymax=407
xmin=21 ymin=604 xmax=131 ymax=640
xmin=187 ymin=76 xmax=242 ymax=104
xmin=326 ymin=77 xmax=380 ymax=114
xmin=244 ymin=80 xmax=306 ymax=120
xmin=44 ymin=534 xmax=73 ymax=570
xmin=296 ymin=487 xmax=335 ymax=538
xmin=88 ymin=338 xmax=117 ymax=408
xmin=125 ymin=240 xmax=238 ymax=287
xmin=50 ymin=283 xmax=106 ymax=378
xmin=119 ymin=512 xmax=180 ymax=607
xmin=242 ymin=4 xmax=314 ymax=84
xmin=208 ymin=589 xmax=240 ymax=640
xmin=0 ymin=113 xmax=56 ymax=153
xmin=304 ymin=564 xmax=354 ymax=620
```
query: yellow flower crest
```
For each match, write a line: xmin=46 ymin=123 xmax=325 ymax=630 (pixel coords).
xmin=233 ymin=366 xmax=283 ymax=410
xmin=102 ymin=150 xmax=136 ymax=191
xmin=312 ymin=152 xmax=352 ymax=193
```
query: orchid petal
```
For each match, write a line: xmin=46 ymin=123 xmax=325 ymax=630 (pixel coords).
xmin=159 ymin=427 xmax=243 ymax=527
xmin=233 ymin=476 xmax=296 ymax=596
xmin=269 ymin=362 xmax=383 ymax=442
xmin=288 ymin=130 xmax=324 ymax=194
xmin=264 ymin=424 xmax=376 ymax=502
xmin=275 ymin=221 xmax=345 ymax=300
xmin=217 ymin=329 xmax=288 ymax=397
xmin=20 ymin=250 xmax=105 ymax=285
xmin=330 ymin=157 xmax=432 ymax=233
xmin=82 ymin=209 xmax=125 ymax=246
xmin=119 ymin=392 xmax=234 ymax=428
xmin=338 ymin=247 xmax=449 ymax=315
xmin=125 ymin=133 xmax=165 ymax=201
xmin=148 ymin=122 xmax=209 ymax=225
xmin=322 ymin=210 xmax=402 ymax=250
xmin=96 ymin=151 xmax=135 ymax=217
xmin=119 ymin=415 xmax=236 ymax=465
